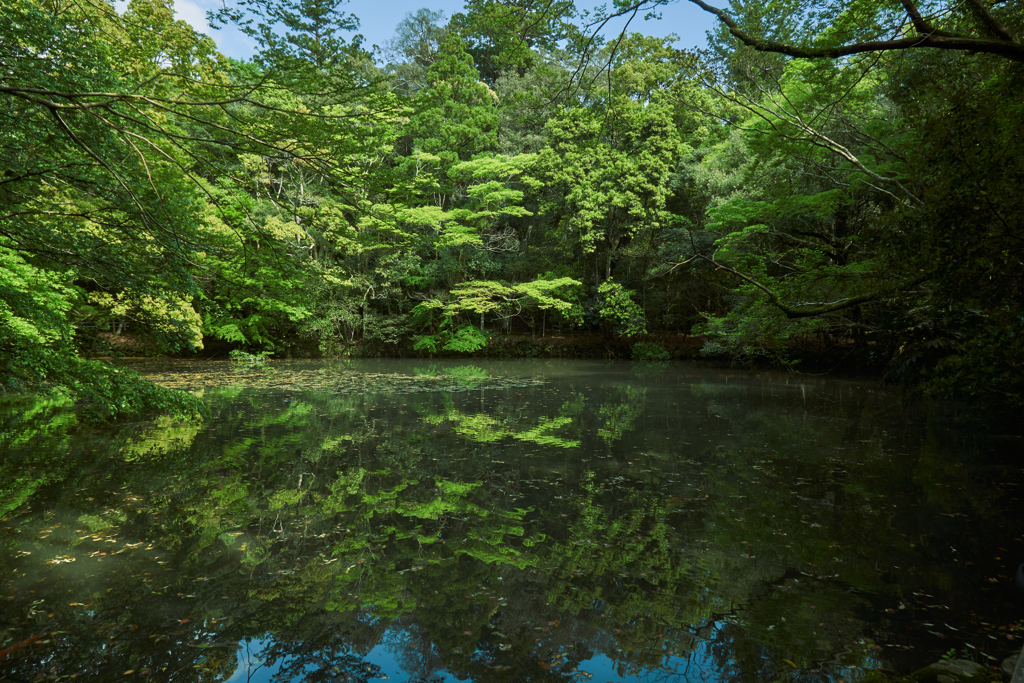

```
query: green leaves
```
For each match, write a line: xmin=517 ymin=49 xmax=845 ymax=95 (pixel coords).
xmin=597 ymin=280 xmax=647 ymax=337
xmin=211 ymin=0 xmax=362 ymax=71
xmin=540 ymin=95 xmax=680 ymax=272
xmin=406 ymin=34 xmax=498 ymax=165
xmin=0 ymin=246 xmax=76 ymax=351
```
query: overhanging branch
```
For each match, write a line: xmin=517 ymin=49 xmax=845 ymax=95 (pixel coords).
xmin=685 ymin=0 xmax=1024 ymax=63
xmin=697 ymin=254 xmax=878 ymax=318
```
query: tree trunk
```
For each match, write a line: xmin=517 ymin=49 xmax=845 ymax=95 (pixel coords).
xmin=605 ymin=232 xmax=621 ymax=280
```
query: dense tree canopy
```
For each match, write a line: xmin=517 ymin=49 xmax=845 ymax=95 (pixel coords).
xmin=2 ymin=0 xmax=1022 ymax=416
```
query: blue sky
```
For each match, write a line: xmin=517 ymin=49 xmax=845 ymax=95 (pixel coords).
xmin=159 ymin=0 xmax=718 ymax=62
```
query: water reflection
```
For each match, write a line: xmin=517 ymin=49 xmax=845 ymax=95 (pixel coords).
xmin=1 ymin=360 xmax=1022 ymax=682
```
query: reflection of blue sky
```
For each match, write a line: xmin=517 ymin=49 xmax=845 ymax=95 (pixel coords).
xmin=220 ymin=618 xmax=875 ymax=682
xmin=117 ymin=0 xmax=716 ymax=62
xmin=220 ymin=622 xmax=756 ymax=683
xmin=225 ymin=638 xmax=282 ymax=683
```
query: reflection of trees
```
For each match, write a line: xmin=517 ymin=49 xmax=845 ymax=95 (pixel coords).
xmin=261 ymin=627 xmax=383 ymax=683
xmin=385 ymin=625 xmax=446 ymax=682
xmin=421 ymin=393 xmax=583 ymax=449
xmin=596 ymin=386 xmax=646 ymax=443
xmin=2 ymin=370 xmax=1023 ymax=683
xmin=0 ymin=395 xmax=79 ymax=518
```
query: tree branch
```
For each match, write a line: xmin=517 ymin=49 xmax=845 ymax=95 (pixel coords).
xmin=700 ymin=253 xmax=878 ymax=318
xmin=961 ymin=0 xmax=1017 ymax=42
xmin=685 ymin=0 xmax=1024 ymax=63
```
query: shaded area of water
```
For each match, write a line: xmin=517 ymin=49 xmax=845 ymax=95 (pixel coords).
xmin=2 ymin=359 xmax=1022 ymax=682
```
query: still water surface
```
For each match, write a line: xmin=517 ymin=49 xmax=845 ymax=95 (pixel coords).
xmin=2 ymin=359 xmax=1023 ymax=682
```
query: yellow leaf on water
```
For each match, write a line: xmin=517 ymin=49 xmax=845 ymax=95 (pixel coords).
xmin=124 ymin=671 xmax=134 ymax=675
xmin=782 ymin=659 xmax=797 ymax=668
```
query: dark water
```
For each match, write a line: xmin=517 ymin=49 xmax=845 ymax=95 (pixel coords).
xmin=2 ymin=359 xmax=1023 ymax=683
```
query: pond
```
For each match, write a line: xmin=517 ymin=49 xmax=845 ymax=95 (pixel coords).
xmin=2 ymin=359 xmax=1023 ymax=683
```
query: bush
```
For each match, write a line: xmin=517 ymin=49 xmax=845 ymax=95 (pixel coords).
xmin=631 ymin=341 xmax=670 ymax=361
xmin=598 ymin=280 xmax=647 ymax=336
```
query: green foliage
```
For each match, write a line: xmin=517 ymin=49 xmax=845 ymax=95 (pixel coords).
xmin=449 ymin=0 xmax=578 ymax=83
xmin=211 ymin=0 xmax=365 ymax=72
xmin=0 ymin=0 xmax=395 ymax=413
xmin=443 ymin=324 xmax=488 ymax=353
xmin=697 ymin=304 xmax=816 ymax=365
xmin=631 ymin=341 xmax=670 ymax=361
xmin=406 ymin=33 xmax=498 ymax=165
xmin=0 ymin=243 xmax=203 ymax=420
xmin=448 ymin=277 xmax=580 ymax=321
xmin=3 ymin=0 xmax=1022 ymax=411
xmin=540 ymin=94 xmax=680 ymax=279
xmin=598 ymin=280 xmax=647 ymax=337
xmin=229 ymin=349 xmax=273 ymax=365
xmin=47 ymin=358 xmax=206 ymax=422
xmin=0 ymin=246 xmax=77 ymax=363
xmin=0 ymin=0 xmax=211 ymax=366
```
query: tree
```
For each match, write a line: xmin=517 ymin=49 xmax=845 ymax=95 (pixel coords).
xmin=448 ymin=0 xmax=580 ymax=83
xmin=0 ymin=0 xmax=218 ymax=415
xmin=382 ymin=8 xmax=449 ymax=95
xmin=675 ymin=10 xmax=1024 ymax=401
xmin=210 ymin=0 xmax=363 ymax=71
xmin=540 ymin=92 xmax=680 ymax=285
xmin=598 ymin=279 xmax=647 ymax=336
xmin=405 ymin=32 xmax=499 ymax=165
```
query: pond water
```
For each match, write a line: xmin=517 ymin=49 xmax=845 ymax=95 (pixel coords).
xmin=2 ymin=359 xmax=1023 ymax=683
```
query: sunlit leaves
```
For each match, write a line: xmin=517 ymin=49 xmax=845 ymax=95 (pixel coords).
xmin=540 ymin=94 xmax=680 ymax=278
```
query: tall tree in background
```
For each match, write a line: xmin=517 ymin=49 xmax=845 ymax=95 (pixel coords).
xmin=406 ymin=32 xmax=499 ymax=165
xmin=449 ymin=0 xmax=580 ymax=82
xmin=539 ymin=36 xmax=682 ymax=287
xmin=383 ymin=8 xmax=449 ymax=95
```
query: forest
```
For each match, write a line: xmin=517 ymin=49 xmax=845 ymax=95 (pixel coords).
xmin=2 ymin=0 xmax=1023 ymax=419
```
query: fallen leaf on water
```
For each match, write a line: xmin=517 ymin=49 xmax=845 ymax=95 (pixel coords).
xmin=783 ymin=659 xmax=797 ymax=668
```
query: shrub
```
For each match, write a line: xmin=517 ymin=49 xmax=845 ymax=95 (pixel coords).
xmin=632 ymin=341 xmax=670 ymax=361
